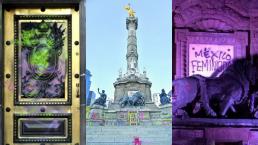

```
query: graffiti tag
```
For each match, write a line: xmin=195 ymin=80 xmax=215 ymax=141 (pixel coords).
xmin=189 ymin=44 xmax=234 ymax=77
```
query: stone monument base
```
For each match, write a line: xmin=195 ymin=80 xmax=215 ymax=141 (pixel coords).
xmin=173 ymin=118 xmax=258 ymax=145
xmin=86 ymin=103 xmax=172 ymax=126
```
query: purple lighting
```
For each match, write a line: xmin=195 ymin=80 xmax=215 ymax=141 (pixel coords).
xmin=173 ymin=0 xmax=258 ymax=144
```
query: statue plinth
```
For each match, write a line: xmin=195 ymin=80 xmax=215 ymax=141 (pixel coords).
xmin=91 ymin=104 xmax=105 ymax=109
xmin=113 ymin=74 xmax=152 ymax=103
xmin=126 ymin=17 xmax=138 ymax=30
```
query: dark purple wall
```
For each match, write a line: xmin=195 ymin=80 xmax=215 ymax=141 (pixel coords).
xmin=173 ymin=0 xmax=258 ymax=79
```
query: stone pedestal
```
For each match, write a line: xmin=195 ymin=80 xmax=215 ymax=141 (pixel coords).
xmin=88 ymin=105 xmax=105 ymax=126
xmin=173 ymin=118 xmax=258 ymax=145
xmin=114 ymin=80 xmax=152 ymax=103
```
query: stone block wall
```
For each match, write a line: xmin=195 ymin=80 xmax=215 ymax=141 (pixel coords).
xmin=86 ymin=126 xmax=172 ymax=145
xmin=114 ymin=82 xmax=152 ymax=102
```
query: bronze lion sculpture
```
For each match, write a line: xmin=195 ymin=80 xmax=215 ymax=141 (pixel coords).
xmin=173 ymin=58 xmax=257 ymax=118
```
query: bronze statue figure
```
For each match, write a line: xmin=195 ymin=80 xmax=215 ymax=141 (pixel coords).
xmin=160 ymin=89 xmax=171 ymax=105
xmin=92 ymin=88 xmax=107 ymax=106
xmin=124 ymin=3 xmax=136 ymax=17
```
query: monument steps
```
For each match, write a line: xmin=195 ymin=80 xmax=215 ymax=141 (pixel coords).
xmin=86 ymin=126 xmax=172 ymax=145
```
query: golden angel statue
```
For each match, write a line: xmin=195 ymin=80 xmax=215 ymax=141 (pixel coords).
xmin=124 ymin=4 xmax=136 ymax=17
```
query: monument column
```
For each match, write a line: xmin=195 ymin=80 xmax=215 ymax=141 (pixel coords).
xmin=126 ymin=16 xmax=139 ymax=74
xmin=113 ymin=4 xmax=153 ymax=104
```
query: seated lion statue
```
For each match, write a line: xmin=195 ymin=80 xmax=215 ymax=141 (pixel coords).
xmin=119 ymin=91 xmax=145 ymax=108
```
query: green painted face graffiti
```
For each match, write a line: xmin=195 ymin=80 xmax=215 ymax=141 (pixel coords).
xmin=21 ymin=22 xmax=57 ymax=74
xmin=20 ymin=20 xmax=66 ymax=98
xmin=30 ymin=47 xmax=50 ymax=73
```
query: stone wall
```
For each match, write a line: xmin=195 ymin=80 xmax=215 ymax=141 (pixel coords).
xmin=173 ymin=0 xmax=258 ymax=79
xmin=173 ymin=127 xmax=258 ymax=145
xmin=86 ymin=105 xmax=172 ymax=126
xmin=114 ymin=82 xmax=152 ymax=102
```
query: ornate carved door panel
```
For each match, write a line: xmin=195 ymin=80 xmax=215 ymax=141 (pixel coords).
xmin=4 ymin=8 xmax=81 ymax=144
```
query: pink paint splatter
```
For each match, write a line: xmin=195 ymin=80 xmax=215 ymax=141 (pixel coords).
xmin=133 ymin=137 xmax=142 ymax=145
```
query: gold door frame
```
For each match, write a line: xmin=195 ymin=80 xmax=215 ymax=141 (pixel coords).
xmin=3 ymin=8 xmax=81 ymax=144
xmin=14 ymin=15 xmax=72 ymax=105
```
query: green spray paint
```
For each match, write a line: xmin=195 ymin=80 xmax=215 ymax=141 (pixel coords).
xmin=30 ymin=47 xmax=50 ymax=72
xmin=22 ymin=29 xmax=38 ymax=47
xmin=22 ymin=24 xmax=55 ymax=74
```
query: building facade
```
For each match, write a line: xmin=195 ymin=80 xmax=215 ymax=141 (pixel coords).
xmin=152 ymin=93 xmax=161 ymax=106
xmin=86 ymin=69 xmax=92 ymax=99
xmin=86 ymin=69 xmax=96 ymax=106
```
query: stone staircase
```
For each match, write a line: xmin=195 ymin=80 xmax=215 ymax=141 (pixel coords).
xmin=86 ymin=126 xmax=172 ymax=145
